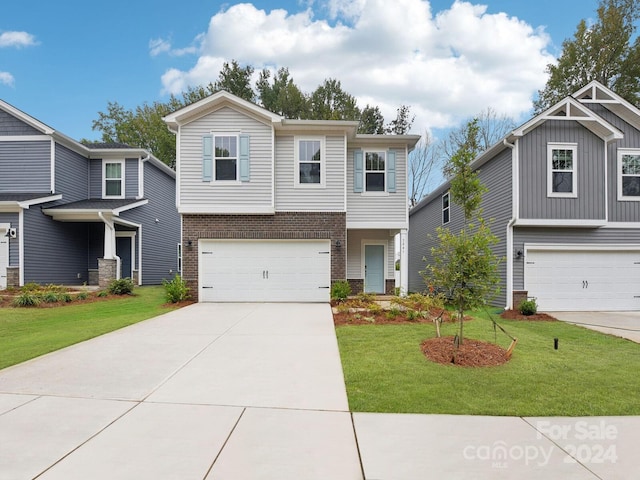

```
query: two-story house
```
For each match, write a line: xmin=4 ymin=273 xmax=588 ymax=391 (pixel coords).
xmin=163 ymin=91 xmax=419 ymax=302
xmin=0 ymin=100 xmax=180 ymax=289
xmin=409 ymin=81 xmax=640 ymax=312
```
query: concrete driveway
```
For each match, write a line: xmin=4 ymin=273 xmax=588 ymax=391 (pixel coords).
xmin=1 ymin=303 xmax=639 ymax=479
xmin=547 ymin=311 xmax=640 ymax=342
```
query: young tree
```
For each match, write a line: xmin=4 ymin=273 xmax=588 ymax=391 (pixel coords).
xmin=358 ymin=104 xmax=385 ymax=134
xmin=534 ymin=0 xmax=640 ymax=112
xmin=385 ymin=104 xmax=415 ymax=134
xmin=425 ymin=119 xmax=501 ymax=349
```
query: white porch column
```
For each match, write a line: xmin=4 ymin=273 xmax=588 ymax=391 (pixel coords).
xmin=100 ymin=214 xmax=116 ymax=259
xmin=400 ymin=228 xmax=408 ymax=296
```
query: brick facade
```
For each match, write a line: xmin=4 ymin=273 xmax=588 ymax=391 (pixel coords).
xmin=182 ymin=212 xmax=346 ymax=301
xmin=6 ymin=266 xmax=19 ymax=288
xmin=98 ymin=258 xmax=117 ymax=289
xmin=348 ymin=278 xmax=395 ymax=295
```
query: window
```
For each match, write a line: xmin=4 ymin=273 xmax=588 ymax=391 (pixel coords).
xmin=618 ymin=149 xmax=640 ymax=200
xmin=214 ymin=135 xmax=237 ymax=181
xmin=103 ymin=160 xmax=124 ymax=198
xmin=547 ymin=144 xmax=577 ymax=198
xmin=295 ymin=138 xmax=323 ymax=186
xmin=442 ymin=192 xmax=450 ymax=224
xmin=365 ymin=151 xmax=386 ymax=192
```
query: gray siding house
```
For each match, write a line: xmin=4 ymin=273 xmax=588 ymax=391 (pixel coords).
xmin=409 ymin=81 xmax=640 ymax=312
xmin=163 ymin=91 xmax=419 ymax=302
xmin=0 ymin=100 xmax=180 ymax=289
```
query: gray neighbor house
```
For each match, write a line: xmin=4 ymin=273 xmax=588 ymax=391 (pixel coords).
xmin=409 ymin=81 xmax=640 ymax=312
xmin=0 ymin=99 xmax=180 ymax=289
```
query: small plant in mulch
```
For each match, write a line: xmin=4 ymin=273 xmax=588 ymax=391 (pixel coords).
xmin=421 ymin=336 xmax=511 ymax=367
xmin=500 ymin=309 xmax=557 ymax=321
xmin=330 ymin=280 xmax=351 ymax=302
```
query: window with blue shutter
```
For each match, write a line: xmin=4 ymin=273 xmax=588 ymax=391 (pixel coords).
xmin=202 ymin=135 xmax=213 ymax=182
xmin=387 ymin=150 xmax=396 ymax=193
xmin=354 ymin=150 xmax=363 ymax=193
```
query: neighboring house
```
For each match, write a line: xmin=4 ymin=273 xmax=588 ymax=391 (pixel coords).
xmin=163 ymin=91 xmax=419 ymax=302
xmin=409 ymin=81 xmax=640 ymax=312
xmin=0 ymin=100 xmax=180 ymax=289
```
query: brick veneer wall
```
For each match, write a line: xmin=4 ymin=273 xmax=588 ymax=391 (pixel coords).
xmin=348 ymin=278 xmax=395 ymax=295
xmin=182 ymin=212 xmax=346 ymax=301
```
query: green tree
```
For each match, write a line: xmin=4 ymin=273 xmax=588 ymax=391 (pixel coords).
xmin=534 ymin=0 xmax=640 ymax=112
xmin=214 ymin=60 xmax=256 ymax=102
xmin=256 ymin=67 xmax=309 ymax=118
xmin=385 ymin=104 xmax=414 ymax=134
xmin=425 ymin=119 xmax=501 ymax=350
xmin=309 ymin=78 xmax=360 ymax=120
xmin=358 ymin=104 xmax=385 ymax=134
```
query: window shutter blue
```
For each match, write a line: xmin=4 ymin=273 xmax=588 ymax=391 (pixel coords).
xmin=239 ymin=134 xmax=250 ymax=182
xmin=387 ymin=150 xmax=396 ymax=193
xmin=202 ymin=135 xmax=213 ymax=182
xmin=354 ymin=150 xmax=363 ymax=193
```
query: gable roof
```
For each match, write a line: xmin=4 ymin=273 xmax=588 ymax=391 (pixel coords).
xmin=0 ymin=100 xmax=55 ymax=135
xmin=573 ymin=80 xmax=640 ymax=131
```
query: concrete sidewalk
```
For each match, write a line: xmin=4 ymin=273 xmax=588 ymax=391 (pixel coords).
xmin=0 ymin=303 xmax=638 ymax=479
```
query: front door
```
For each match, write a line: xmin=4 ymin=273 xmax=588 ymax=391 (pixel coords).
xmin=0 ymin=228 xmax=8 ymax=289
xmin=116 ymin=236 xmax=132 ymax=279
xmin=364 ymin=244 xmax=385 ymax=293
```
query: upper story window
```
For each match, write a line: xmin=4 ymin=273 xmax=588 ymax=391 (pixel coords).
xmin=103 ymin=160 xmax=124 ymax=198
xmin=214 ymin=135 xmax=238 ymax=181
xmin=547 ymin=143 xmax=577 ymax=198
xmin=365 ymin=151 xmax=386 ymax=192
xmin=618 ymin=149 xmax=640 ymax=201
xmin=442 ymin=192 xmax=450 ymax=224
xmin=295 ymin=137 xmax=324 ymax=187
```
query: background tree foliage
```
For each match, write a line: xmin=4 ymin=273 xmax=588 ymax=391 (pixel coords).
xmin=534 ymin=0 xmax=640 ymax=112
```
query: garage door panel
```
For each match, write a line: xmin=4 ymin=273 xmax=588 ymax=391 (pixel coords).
xmin=525 ymin=248 xmax=640 ymax=311
xmin=199 ymin=240 xmax=331 ymax=303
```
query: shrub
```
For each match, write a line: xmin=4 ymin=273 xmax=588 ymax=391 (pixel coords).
xmin=42 ymin=292 xmax=60 ymax=303
xmin=108 ymin=278 xmax=135 ymax=295
xmin=330 ymin=280 xmax=351 ymax=301
xmin=97 ymin=290 xmax=109 ymax=298
xmin=59 ymin=293 xmax=73 ymax=303
xmin=21 ymin=282 xmax=40 ymax=292
xmin=368 ymin=303 xmax=382 ymax=315
xmin=406 ymin=309 xmax=419 ymax=321
xmin=76 ymin=291 xmax=89 ymax=300
xmin=162 ymin=275 xmax=190 ymax=303
xmin=386 ymin=306 xmax=402 ymax=320
xmin=518 ymin=298 xmax=538 ymax=316
xmin=13 ymin=291 xmax=40 ymax=307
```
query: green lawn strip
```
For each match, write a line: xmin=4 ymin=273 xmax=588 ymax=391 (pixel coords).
xmin=0 ymin=286 xmax=179 ymax=370
xmin=336 ymin=313 xmax=640 ymax=416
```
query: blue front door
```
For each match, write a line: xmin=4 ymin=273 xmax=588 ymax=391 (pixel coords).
xmin=364 ymin=244 xmax=385 ymax=293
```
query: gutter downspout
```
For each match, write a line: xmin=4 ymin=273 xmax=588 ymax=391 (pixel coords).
xmin=503 ymin=138 xmax=518 ymax=310
xmin=98 ymin=211 xmax=121 ymax=280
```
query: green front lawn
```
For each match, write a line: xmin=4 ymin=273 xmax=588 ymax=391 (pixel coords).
xmin=0 ymin=286 xmax=180 ymax=370
xmin=336 ymin=311 xmax=640 ymax=416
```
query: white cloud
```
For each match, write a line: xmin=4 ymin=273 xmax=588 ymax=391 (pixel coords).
xmin=0 ymin=72 xmax=15 ymax=87
xmin=149 ymin=37 xmax=198 ymax=57
xmin=158 ymin=0 xmax=554 ymax=132
xmin=0 ymin=31 xmax=37 ymax=48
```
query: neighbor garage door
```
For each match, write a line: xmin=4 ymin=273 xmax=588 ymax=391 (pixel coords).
xmin=524 ymin=246 xmax=640 ymax=311
xmin=199 ymin=239 xmax=331 ymax=302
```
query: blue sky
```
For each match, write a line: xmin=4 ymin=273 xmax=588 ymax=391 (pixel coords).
xmin=1 ymin=0 xmax=603 ymax=142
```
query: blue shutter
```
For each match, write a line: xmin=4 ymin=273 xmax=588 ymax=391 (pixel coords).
xmin=354 ymin=150 xmax=363 ymax=193
xmin=239 ymin=134 xmax=250 ymax=182
xmin=387 ymin=150 xmax=396 ymax=193
xmin=202 ymin=135 xmax=213 ymax=182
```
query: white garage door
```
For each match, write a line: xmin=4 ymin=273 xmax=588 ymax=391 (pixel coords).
xmin=524 ymin=246 xmax=640 ymax=311
xmin=199 ymin=239 xmax=331 ymax=302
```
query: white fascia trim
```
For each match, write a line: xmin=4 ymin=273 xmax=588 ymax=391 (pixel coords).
xmin=138 ymin=157 xmax=144 ymax=199
xmin=0 ymin=100 xmax=54 ymax=134
xmin=525 ymin=243 xmax=640 ymax=252
xmin=175 ymin=128 xmax=181 ymax=210
xmin=514 ymin=219 xmax=606 ymax=227
xmin=178 ymin=205 xmax=276 ymax=215
xmin=271 ymin=126 xmax=275 ymax=210
xmin=50 ymin=138 xmax=55 ymax=194
xmin=0 ymin=135 xmax=51 ymax=142
xmin=347 ymin=221 xmax=409 ymax=230
xmin=602 ymin=222 xmax=640 ymax=229
xmin=18 ymin=194 xmax=63 ymax=208
xmin=113 ymin=199 xmax=149 ymax=214
xmin=113 ymin=217 xmax=141 ymax=229
xmin=18 ymin=208 xmax=24 ymax=286
xmin=343 ymin=133 xmax=348 ymax=212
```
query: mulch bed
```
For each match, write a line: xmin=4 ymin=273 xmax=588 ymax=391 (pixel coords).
xmin=332 ymin=308 xmax=457 ymax=326
xmin=421 ymin=336 xmax=510 ymax=367
xmin=500 ymin=309 xmax=557 ymax=321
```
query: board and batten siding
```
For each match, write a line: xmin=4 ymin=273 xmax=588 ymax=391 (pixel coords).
xmin=0 ymin=212 xmax=19 ymax=266
xmin=409 ymin=147 xmax=512 ymax=306
xmin=179 ymin=106 xmax=273 ymax=210
xmin=0 ymin=110 xmax=41 ymax=136
xmin=346 ymin=147 xmax=407 ymax=225
xmin=346 ymin=229 xmax=395 ymax=279
xmin=513 ymin=227 xmax=640 ymax=290
xmin=586 ymin=104 xmax=640 ymax=223
xmin=519 ymin=120 xmax=605 ymax=220
xmin=55 ymin=144 xmax=88 ymax=202
xmin=274 ymin=135 xmax=345 ymax=211
xmin=120 ymin=162 xmax=180 ymax=284
xmin=0 ymin=141 xmax=51 ymax=192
